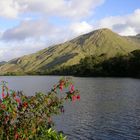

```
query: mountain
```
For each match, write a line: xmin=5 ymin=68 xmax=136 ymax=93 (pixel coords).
xmin=0 ymin=61 xmax=6 ymax=66
xmin=0 ymin=28 xmax=140 ymax=75
xmin=126 ymin=34 xmax=140 ymax=44
xmin=136 ymin=34 xmax=140 ymax=37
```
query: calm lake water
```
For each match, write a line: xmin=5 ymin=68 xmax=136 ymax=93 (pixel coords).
xmin=0 ymin=76 xmax=140 ymax=140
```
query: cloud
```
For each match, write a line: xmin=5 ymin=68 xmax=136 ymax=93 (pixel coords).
xmin=70 ymin=21 xmax=93 ymax=36
xmin=1 ymin=20 xmax=54 ymax=41
xmin=0 ymin=0 xmax=20 ymax=18
xmin=0 ymin=19 xmax=70 ymax=43
xmin=21 ymin=0 xmax=104 ymax=19
xmin=0 ymin=0 xmax=104 ymax=19
xmin=96 ymin=9 xmax=140 ymax=35
xmin=0 ymin=41 xmax=47 ymax=61
xmin=1 ymin=19 xmax=94 ymax=43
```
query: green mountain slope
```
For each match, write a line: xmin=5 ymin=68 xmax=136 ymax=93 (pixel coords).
xmin=126 ymin=34 xmax=140 ymax=44
xmin=0 ymin=28 xmax=140 ymax=75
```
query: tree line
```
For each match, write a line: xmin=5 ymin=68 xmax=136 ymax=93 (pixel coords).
xmin=49 ymin=49 xmax=140 ymax=78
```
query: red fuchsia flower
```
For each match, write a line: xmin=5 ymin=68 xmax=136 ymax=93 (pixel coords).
xmin=59 ymin=84 xmax=63 ymax=92
xmin=77 ymin=95 xmax=80 ymax=100
xmin=13 ymin=93 xmax=16 ymax=97
xmin=23 ymin=102 xmax=28 ymax=108
xmin=70 ymin=84 xmax=75 ymax=93
xmin=2 ymin=91 xmax=5 ymax=98
xmin=15 ymin=132 xmax=19 ymax=140
xmin=4 ymin=116 xmax=9 ymax=124
xmin=1 ymin=104 xmax=6 ymax=109
xmin=15 ymin=97 xmax=21 ymax=104
xmin=72 ymin=95 xmax=77 ymax=101
xmin=59 ymin=81 xmax=64 ymax=92
xmin=3 ymin=93 xmax=9 ymax=99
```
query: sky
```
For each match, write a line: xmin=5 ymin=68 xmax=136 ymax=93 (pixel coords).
xmin=0 ymin=0 xmax=140 ymax=61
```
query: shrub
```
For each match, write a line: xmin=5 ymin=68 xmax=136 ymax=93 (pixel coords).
xmin=0 ymin=78 xmax=80 ymax=140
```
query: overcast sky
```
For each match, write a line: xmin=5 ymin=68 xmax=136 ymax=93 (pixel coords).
xmin=0 ymin=0 xmax=140 ymax=61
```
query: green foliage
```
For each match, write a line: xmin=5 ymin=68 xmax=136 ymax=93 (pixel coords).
xmin=35 ymin=128 xmax=67 ymax=140
xmin=50 ymin=50 xmax=140 ymax=78
xmin=0 ymin=78 xmax=80 ymax=140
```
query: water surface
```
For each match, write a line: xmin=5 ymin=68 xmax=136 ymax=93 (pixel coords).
xmin=0 ymin=76 xmax=140 ymax=140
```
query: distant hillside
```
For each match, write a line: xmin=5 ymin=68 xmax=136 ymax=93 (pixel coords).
xmin=0 ymin=28 xmax=140 ymax=75
xmin=0 ymin=61 xmax=6 ymax=66
xmin=126 ymin=34 xmax=140 ymax=44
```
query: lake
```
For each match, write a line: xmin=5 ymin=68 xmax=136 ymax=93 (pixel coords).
xmin=0 ymin=76 xmax=140 ymax=140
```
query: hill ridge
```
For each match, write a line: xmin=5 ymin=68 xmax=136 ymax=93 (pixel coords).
xmin=0 ymin=28 xmax=140 ymax=75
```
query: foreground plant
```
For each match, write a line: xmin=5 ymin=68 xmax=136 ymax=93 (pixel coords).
xmin=0 ymin=77 xmax=80 ymax=140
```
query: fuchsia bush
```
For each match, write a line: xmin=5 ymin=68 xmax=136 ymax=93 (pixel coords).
xmin=0 ymin=77 xmax=80 ymax=140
